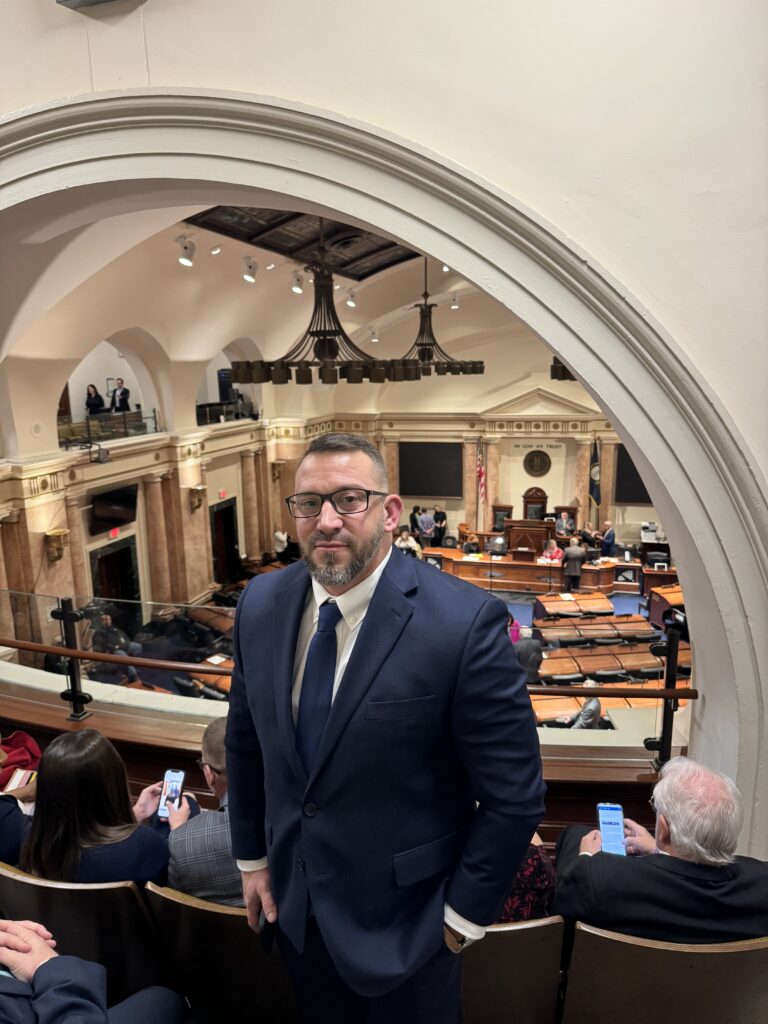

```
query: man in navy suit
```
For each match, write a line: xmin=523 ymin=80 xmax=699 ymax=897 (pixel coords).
xmin=226 ymin=433 xmax=545 ymax=1022
xmin=0 ymin=918 xmax=185 ymax=1023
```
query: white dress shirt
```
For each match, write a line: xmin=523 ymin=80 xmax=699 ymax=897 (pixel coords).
xmin=237 ymin=547 xmax=485 ymax=941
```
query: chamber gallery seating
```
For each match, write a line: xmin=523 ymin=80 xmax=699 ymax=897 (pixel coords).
xmin=0 ymin=863 xmax=167 ymax=1005
xmin=561 ymin=922 xmax=768 ymax=1024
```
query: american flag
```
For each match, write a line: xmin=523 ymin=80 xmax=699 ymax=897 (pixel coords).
xmin=477 ymin=446 xmax=486 ymax=504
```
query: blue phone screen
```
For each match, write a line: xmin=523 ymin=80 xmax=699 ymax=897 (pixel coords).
xmin=597 ymin=803 xmax=626 ymax=856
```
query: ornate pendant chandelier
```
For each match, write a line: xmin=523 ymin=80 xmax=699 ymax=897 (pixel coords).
xmin=399 ymin=258 xmax=484 ymax=376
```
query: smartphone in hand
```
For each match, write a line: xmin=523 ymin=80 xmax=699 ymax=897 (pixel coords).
xmin=157 ymin=769 xmax=185 ymax=819
xmin=597 ymin=802 xmax=626 ymax=856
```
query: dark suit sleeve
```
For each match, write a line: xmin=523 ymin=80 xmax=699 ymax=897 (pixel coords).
xmin=551 ymin=825 xmax=600 ymax=921
xmin=225 ymin=586 xmax=268 ymax=860
xmin=29 ymin=955 xmax=108 ymax=1023
xmin=446 ymin=598 xmax=546 ymax=924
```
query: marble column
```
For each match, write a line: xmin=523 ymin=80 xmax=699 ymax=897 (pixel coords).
xmin=240 ymin=450 xmax=261 ymax=561
xmin=575 ymin=442 xmax=592 ymax=530
xmin=143 ymin=477 xmax=172 ymax=605
xmin=0 ymin=518 xmax=15 ymax=643
xmin=382 ymin=441 xmax=399 ymax=497
xmin=199 ymin=462 xmax=214 ymax=580
xmin=485 ymin=442 xmax=500 ymax=531
xmin=599 ymin=441 xmax=618 ymax=526
xmin=1 ymin=511 xmax=33 ymax=648
xmin=463 ymin=440 xmax=479 ymax=531
xmin=254 ymin=449 xmax=272 ymax=552
xmin=65 ymin=498 xmax=89 ymax=601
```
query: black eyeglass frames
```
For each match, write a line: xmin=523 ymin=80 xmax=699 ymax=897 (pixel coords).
xmin=285 ymin=488 xmax=387 ymax=518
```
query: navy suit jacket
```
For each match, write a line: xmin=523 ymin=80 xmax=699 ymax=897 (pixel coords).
xmin=226 ymin=552 xmax=545 ymax=996
xmin=600 ymin=528 xmax=616 ymax=557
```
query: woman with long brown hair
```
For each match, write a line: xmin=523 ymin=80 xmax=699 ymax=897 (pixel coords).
xmin=20 ymin=729 xmax=169 ymax=885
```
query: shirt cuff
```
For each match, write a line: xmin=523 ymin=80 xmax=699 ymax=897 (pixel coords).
xmin=237 ymin=857 xmax=269 ymax=872
xmin=444 ymin=904 xmax=486 ymax=941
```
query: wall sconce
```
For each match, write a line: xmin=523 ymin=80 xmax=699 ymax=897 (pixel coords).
xmin=44 ymin=528 xmax=70 ymax=563
xmin=271 ymin=461 xmax=286 ymax=483
xmin=189 ymin=484 xmax=207 ymax=512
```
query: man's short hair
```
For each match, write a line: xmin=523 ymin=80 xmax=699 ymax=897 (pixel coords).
xmin=299 ymin=433 xmax=388 ymax=488
xmin=202 ymin=716 xmax=228 ymax=775
xmin=653 ymin=756 xmax=743 ymax=866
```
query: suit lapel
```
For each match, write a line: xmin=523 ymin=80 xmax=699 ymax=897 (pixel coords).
xmin=308 ymin=553 xmax=417 ymax=785
xmin=272 ymin=566 xmax=311 ymax=783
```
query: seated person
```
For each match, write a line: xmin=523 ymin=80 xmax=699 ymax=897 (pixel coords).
xmin=20 ymin=729 xmax=170 ymax=886
xmin=0 ymin=918 xmax=185 ymax=1024
xmin=168 ymin=716 xmax=243 ymax=906
xmin=0 ymin=730 xmax=40 ymax=791
xmin=497 ymin=832 xmax=556 ymax=923
xmin=463 ymin=532 xmax=481 ymax=554
xmin=554 ymin=510 xmax=575 ymax=542
xmin=552 ymin=756 xmax=768 ymax=943
xmin=539 ymin=538 xmax=563 ymax=564
xmin=513 ymin=626 xmax=543 ymax=684
xmin=393 ymin=526 xmax=423 ymax=559
xmin=90 ymin=612 xmax=142 ymax=684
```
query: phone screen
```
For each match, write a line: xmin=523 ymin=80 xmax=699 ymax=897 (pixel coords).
xmin=157 ymin=769 xmax=185 ymax=819
xmin=597 ymin=802 xmax=626 ymax=856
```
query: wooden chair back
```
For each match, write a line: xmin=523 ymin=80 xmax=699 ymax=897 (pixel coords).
xmin=0 ymin=862 xmax=167 ymax=1005
xmin=562 ymin=922 xmax=768 ymax=1023
xmin=462 ymin=916 xmax=564 ymax=1023
xmin=145 ymin=883 xmax=298 ymax=1022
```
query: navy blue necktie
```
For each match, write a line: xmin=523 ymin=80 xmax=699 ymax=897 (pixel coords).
xmin=296 ymin=601 xmax=342 ymax=775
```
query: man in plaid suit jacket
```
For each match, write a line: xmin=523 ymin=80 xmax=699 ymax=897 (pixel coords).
xmin=168 ymin=716 xmax=243 ymax=906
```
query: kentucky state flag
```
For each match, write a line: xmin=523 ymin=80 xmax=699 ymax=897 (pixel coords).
xmin=589 ymin=440 xmax=601 ymax=508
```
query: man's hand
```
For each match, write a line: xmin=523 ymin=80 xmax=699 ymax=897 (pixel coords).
xmin=0 ymin=921 xmax=57 ymax=983
xmin=579 ymin=829 xmax=603 ymax=855
xmin=132 ymin=782 xmax=162 ymax=822
xmin=242 ymin=867 xmax=277 ymax=933
xmin=167 ymin=796 xmax=192 ymax=831
xmin=623 ymin=818 xmax=657 ymax=856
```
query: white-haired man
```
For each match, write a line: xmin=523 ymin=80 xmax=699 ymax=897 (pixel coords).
xmin=552 ymin=756 xmax=768 ymax=943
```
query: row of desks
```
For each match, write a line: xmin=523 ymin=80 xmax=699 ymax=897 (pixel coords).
xmin=538 ymin=642 xmax=691 ymax=681
xmin=534 ymin=614 xmax=653 ymax=642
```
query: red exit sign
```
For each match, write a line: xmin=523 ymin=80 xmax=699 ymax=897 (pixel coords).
xmin=109 ymin=528 xmax=119 ymax=539
xmin=218 ymin=489 xmax=227 ymax=500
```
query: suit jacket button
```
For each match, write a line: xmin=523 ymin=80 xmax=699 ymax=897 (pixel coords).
xmin=303 ymin=802 xmax=318 ymax=817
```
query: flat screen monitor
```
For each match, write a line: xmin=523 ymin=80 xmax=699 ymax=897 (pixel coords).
xmin=89 ymin=484 xmax=139 ymax=536
xmin=615 ymin=444 xmax=652 ymax=504
xmin=398 ymin=442 xmax=463 ymax=498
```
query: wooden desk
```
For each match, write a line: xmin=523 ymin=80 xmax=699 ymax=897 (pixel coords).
xmin=506 ymin=519 xmax=556 ymax=552
xmin=532 ymin=696 xmax=581 ymax=722
xmin=649 ymin=584 xmax=685 ymax=630
xmin=190 ymin=656 xmax=233 ymax=694
xmin=186 ymin=605 xmax=236 ymax=637
xmin=533 ymin=592 xmax=614 ymax=619
xmin=642 ymin=566 xmax=679 ymax=596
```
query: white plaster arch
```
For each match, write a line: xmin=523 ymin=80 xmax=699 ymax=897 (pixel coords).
xmin=0 ymin=90 xmax=766 ymax=852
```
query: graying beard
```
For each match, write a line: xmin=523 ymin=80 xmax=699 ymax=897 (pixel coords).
xmin=303 ymin=521 xmax=384 ymax=588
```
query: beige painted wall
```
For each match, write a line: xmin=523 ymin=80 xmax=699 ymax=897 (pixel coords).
xmin=1 ymin=0 xmax=765 ymax=468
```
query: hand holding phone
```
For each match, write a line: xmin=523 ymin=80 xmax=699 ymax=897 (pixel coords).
xmin=157 ymin=769 xmax=185 ymax=820
xmin=597 ymin=802 xmax=627 ymax=856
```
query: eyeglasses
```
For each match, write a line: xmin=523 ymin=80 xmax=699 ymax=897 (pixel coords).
xmin=285 ymin=488 xmax=387 ymax=519
xmin=196 ymin=758 xmax=222 ymax=774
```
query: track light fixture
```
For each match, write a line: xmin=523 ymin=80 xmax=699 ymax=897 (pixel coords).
xmin=450 ymin=294 xmax=459 ymax=311
xmin=176 ymin=235 xmax=196 ymax=267
xmin=266 ymin=262 xmax=276 ymax=270
xmin=291 ymin=274 xmax=304 ymax=295
xmin=346 ymin=292 xmax=357 ymax=309
xmin=243 ymin=258 xmax=258 ymax=283
xmin=370 ymin=327 xmax=379 ymax=344
xmin=442 ymin=264 xmax=450 ymax=273
xmin=209 ymin=245 xmax=222 ymax=256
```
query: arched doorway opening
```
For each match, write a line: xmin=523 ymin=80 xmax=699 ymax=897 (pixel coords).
xmin=0 ymin=91 xmax=765 ymax=853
